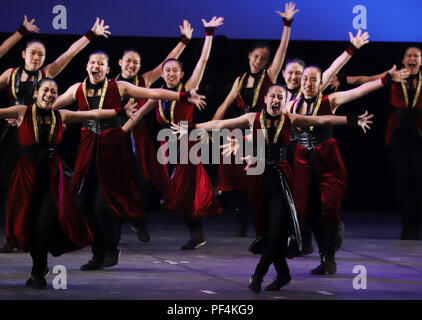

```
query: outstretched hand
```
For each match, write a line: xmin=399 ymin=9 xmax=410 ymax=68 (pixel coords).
xmin=276 ymin=1 xmax=299 ymax=22
xmin=357 ymin=110 xmax=374 ymax=134
xmin=188 ymin=88 xmax=206 ymax=111
xmin=201 ymin=16 xmax=224 ymax=29
xmin=389 ymin=65 xmax=410 ymax=83
xmin=91 ymin=17 xmax=111 ymax=38
xmin=22 ymin=15 xmax=40 ymax=33
xmin=170 ymin=121 xmax=188 ymax=140
xmin=179 ymin=20 xmax=193 ymax=40
xmin=220 ymin=136 xmax=240 ymax=157
xmin=348 ymin=29 xmax=370 ymax=49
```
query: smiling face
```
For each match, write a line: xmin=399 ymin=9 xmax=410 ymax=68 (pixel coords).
xmin=161 ymin=60 xmax=184 ymax=88
xmin=119 ymin=51 xmax=141 ymax=79
xmin=282 ymin=62 xmax=304 ymax=90
xmin=86 ymin=53 xmax=110 ymax=83
xmin=248 ymin=47 xmax=270 ymax=74
xmin=402 ymin=47 xmax=421 ymax=75
xmin=22 ymin=42 xmax=46 ymax=71
xmin=264 ymin=85 xmax=287 ymax=117
xmin=34 ymin=80 xmax=58 ymax=110
xmin=301 ymin=67 xmax=322 ymax=98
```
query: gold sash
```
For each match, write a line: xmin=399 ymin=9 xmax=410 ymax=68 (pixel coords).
xmin=292 ymin=92 xmax=322 ymax=131
xmin=401 ymin=71 xmax=421 ymax=108
xmin=237 ymin=69 xmax=266 ymax=109
xmin=32 ymin=103 xmax=56 ymax=144
xmin=157 ymin=83 xmax=182 ymax=124
xmin=82 ymin=78 xmax=108 ymax=110
xmin=259 ymin=110 xmax=285 ymax=145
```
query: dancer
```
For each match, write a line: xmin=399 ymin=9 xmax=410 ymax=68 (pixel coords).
xmin=212 ymin=2 xmax=299 ymax=238
xmin=172 ymin=84 xmax=372 ymax=293
xmin=283 ymin=30 xmax=370 ymax=254
xmin=2 ymin=78 xmax=122 ymax=288
xmin=0 ymin=15 xmax=39 ymax=59
xmin=113 ymin=20 xmax=193 ymax=243
xmin=127 ymin=16 xmax=224 ymax=250
xmin=384 ymin=46 xmax=422 ymax=239
xmin=53 ymin=51 xmax=205 ymax=269
xmin=0 ymin=17 xmax=110 ymax=253
xmin=286 ymin=64 xmax=406 ymax=275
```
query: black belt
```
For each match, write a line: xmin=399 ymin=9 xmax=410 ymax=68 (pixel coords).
xmin=296 ymin=131 xmax=332 ymax=150
xmin=20 ymin=145 xmax=58 ymax=158
xmin=82 ymin=119 xmax=120 ymax=134
xmin=393 ymin=108 xmax=422 ymax=116
xmin=265 ymin=145 xmax=287 ymax=165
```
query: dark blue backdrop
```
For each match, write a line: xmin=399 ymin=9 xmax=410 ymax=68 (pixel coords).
xmin=0 ymin=0 xmax=421 ymax=42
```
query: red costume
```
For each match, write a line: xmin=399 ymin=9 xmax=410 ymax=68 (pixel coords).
xmin=6 ymin=106 xmax=92 ymax=253
xmin=71 ymin=79 xmax=145 ymax=219
xmin=291 ymin=94 xmax=347 ymax=228
xmin=156 ymin=84 xmax=221 ymax=219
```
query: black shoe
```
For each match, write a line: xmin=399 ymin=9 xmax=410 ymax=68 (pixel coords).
xmin=310 ymin=254 xmax=337 ymax=275
xmin=265 ymin=274 xmax=292 ymax=291
xmin=181 ymin=239 xmax=206 ymax=250
xmin=0 ymin=242 xmax=17 ymax=253
xmin=248 ymin=274 xmax=262 ymax=293
xmin=131 ymin=225 xmax=151 ymax=243
xmin=26 ymin=276 xmax=47 ymax=289
xmin=80 ymin=258 xmax=104 ymax=271
xmin=103 ymin=250 xmax=120 ymax=268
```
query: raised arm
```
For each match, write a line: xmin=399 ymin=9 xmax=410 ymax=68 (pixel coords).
xmin=267 ymin=1 xmax=299 ymax=83
xmin=328 ymin=65 xmax=406 ymax=112
xmin=0 ymin=15 xmax=39 ymax=59
xmin=59 ymin=108 xmax=118 ymax=124
xmin=321 ymin=29 xmax=370 ymax=91
xmin=185 ymin=17 xmax=224 ymax=91
xmin=142 ymin=20 xmax=193 ymax=88
xmin=212 ymin=77 xmax=240 ymax=120
xmin=44 ymin=18 xmax=111 ymax=78
xmin=52 ymin=83 xmax=79 ymax=110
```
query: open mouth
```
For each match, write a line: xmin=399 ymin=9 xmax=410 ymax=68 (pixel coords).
xmin=408 ymin=63 xmax=417 ymax=68
xmin=271 ymin=104 xmax=280 ymax=112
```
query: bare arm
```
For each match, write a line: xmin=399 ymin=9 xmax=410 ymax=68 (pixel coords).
xmin=212 ymin=77 xmax=240 ymax=120
xmin=118 ymin=81 xmax=181 ymax=101
xmin=59 ymin=108 xmax=118 ymax=124
xmin=347 ymin=71 xmax=389 ymax=86
xmin=0 ymin=105 xmax=27 ymax=123
xmin=196 ymin=113 xmax=254 ymax=131
xmin=44 ymin=18 xmax=111 ymax=78
xmin=185 ymin=17 xmax=224 ymax=91
xmin=267 ymin=2 xmax=299 ymax=83
xmin=142 ymin=20 xmax=193 ymax=88
xmin=321 ymin=30 xmax=370 ymax=91
xmin=0 ymin=68 xmax=12 ymax=91
xmin=289 ymin=111 xmax=373 ymax=133
xmin=0 ymin=15 xmax=40 ymax=58
xmin=328 ymin=78 xmax=384 ymax=113
xmin=53 ymin=83 xmax=79 ymax=110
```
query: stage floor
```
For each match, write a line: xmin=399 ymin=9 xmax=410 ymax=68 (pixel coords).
xmin=0 ymin=210 xmax=421 ymax=300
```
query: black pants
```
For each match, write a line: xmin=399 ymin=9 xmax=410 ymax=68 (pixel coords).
xmin=28 ymin=162 xmax=76 ymax=277
xmin=78 ymin=144 xmax=122 ymax=259
xmin=388 ymin=124 xmax=422 ymax=238
xmin=253 ymin=166 xmax=290 ymax=279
